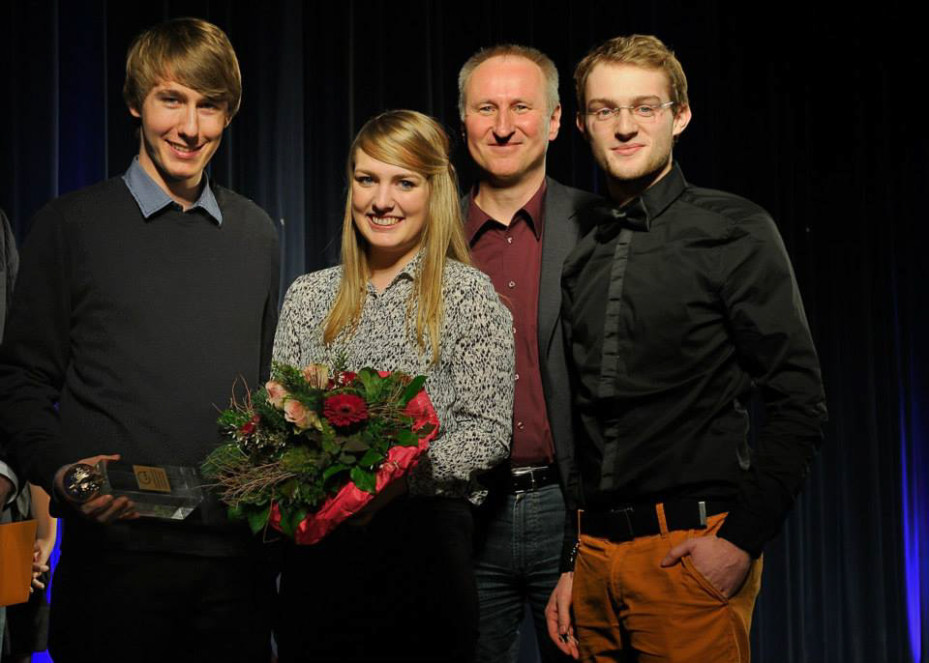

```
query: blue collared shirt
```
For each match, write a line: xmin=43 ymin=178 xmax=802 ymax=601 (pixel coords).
xmin=122 ymin=157 xmax=223 ymax=225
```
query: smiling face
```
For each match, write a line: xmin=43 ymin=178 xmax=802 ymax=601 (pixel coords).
xmin=578 ymin=63 xmax=691 ymax=204
xmin=351 ymin=148 xmax=430 ymax=270
xmin=463 ymin=55 xmax=560 ymax=187
xmin=130 ymin=80 xmax=230 ymax=206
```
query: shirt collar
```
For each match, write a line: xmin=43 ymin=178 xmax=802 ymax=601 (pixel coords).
xmin=366 ymin=250 xmax=424 ymax=294
xmin=593 ymin=163 xmax=687 ymax=241
xmin=465 ymin=179 xmax=547 ymax=244
xmin=398 ymin=250 xmax=423 ymax=280
xmin=122 ymin=157 xmax=223 ymax=225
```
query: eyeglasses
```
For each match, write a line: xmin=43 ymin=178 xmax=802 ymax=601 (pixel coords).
xmin=584 ymin=101 xmax=676 ymax=122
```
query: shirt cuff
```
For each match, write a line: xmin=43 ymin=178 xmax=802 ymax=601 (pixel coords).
xmin=716 ymin=509 xmax=767 ymax=558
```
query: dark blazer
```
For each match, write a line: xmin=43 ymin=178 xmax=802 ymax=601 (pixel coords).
xmin=0 ymin=208 xmax=18 ymax=505
xmin=462 ymin=178 xmax=600 ymax=495
xmin=0 ymin=208 xmax=17 ymax=340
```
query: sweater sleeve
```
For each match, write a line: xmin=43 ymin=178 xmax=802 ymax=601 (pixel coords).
xmin=272 ymin=274 xmax=326 ymax=369
xmin=408 ymin=274 xmax=514 ymax=499
xmin=0 ymin=203 xmax=76 ymax=493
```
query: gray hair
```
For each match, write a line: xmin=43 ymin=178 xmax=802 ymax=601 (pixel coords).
xmin=457 ymin=44 xmax=560 ymax=120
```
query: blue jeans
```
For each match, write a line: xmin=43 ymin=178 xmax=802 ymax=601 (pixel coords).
xmin=474 ymin=482 xmax=571 ymax=663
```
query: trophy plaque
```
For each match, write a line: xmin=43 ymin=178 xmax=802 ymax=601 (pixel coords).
xmin=95 ymin=460 xmax=203 ymax=520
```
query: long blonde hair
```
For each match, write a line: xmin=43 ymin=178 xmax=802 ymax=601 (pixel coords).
xmin=324 ymin=110 xmax=470 ymax=364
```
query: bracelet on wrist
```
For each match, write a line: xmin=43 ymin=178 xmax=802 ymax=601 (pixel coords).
xmin=568 ymin=541 xmax=581 ymax=569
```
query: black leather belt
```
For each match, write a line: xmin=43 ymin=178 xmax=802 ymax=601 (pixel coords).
xmin=508 ymin=465 xmax=558 ymax=493
xmin=580 ymin=500 xmax=730 ymax=542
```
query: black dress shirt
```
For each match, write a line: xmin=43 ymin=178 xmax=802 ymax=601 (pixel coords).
xmin=562 ymin=164 xmax=827 ymax=556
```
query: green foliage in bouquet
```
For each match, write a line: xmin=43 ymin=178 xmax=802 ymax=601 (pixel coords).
xmin=202 ymin=361 xmax=432 ymax=538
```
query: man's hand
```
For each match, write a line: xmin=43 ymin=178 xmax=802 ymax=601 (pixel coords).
xmin=661 ymin=535 xmax=751 ymax=598
xmin=0 ymin=474 xmax=13 ymax=506
xmin=545 ymin=571 xmax=580 ymax=659
xmin=53 ymin=454 xmax=138 ymax=524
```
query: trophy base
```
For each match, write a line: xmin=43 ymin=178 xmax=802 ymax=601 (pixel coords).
xmin=133 ymin=500 xmax=199 ymax=521
xmin=96 ymin=461 xmax=203 ymax=521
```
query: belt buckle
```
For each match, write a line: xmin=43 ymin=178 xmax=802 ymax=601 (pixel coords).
xmin=511 ymin=466 xmax=541 ymax=493
xmin=513 ymin=466 xmax=544 ymax=494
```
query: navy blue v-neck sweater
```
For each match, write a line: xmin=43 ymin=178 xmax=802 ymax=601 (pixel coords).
xmin=0 ymin=177 xmax=279 ymax=555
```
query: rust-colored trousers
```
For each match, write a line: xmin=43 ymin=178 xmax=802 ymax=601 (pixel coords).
xmin=572 ymin=509 xmax=763 ymax=662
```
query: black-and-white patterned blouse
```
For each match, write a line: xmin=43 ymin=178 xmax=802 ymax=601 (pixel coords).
xmin=273 ymin=254 xmax=515 ymax=504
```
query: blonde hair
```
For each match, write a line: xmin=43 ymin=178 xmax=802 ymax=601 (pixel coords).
xmin=123 ymin=17 xmax=242 ymax=118
xmin=574 ymin=34 xmax=688 ymax=114
xmin=324 ymin=110 xmax=471 ymax=364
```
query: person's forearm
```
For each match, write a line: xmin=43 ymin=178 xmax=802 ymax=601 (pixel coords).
xmin=30 ymin=483 xmax=58 ymax=553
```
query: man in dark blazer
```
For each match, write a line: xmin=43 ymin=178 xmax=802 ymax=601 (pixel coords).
xmin=0 ymin=208 xmax=18 ymax=509
xmin=459 ymin=44 xmax=598 ymax=663
xmin=1 ymin=206 xmax=20 ymax=658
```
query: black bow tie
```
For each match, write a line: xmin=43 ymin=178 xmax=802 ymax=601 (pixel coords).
xmin=592 ymin=198 xmax=649 ymax=242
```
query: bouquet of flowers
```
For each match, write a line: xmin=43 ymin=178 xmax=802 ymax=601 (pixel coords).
xmin=202 ymin=361 xmax=438 ymax=544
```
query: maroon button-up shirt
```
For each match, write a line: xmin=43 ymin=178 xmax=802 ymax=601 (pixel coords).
xmin=466 ymin=182 xmax=555 ymax=467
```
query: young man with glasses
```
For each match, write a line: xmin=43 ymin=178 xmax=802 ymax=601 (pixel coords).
xmin=545 ymin=34 xmax=827 ymax=662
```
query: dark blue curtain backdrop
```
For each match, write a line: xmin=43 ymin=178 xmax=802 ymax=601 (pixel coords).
xmin=1 ymin=2 xmax=926 ymax=662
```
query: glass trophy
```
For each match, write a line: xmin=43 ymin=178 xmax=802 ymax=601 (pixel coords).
xmin=95 ymin=460 xmax=203 ymax=520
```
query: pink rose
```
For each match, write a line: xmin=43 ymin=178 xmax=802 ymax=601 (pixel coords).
xmin=283 ymin=399 xmax=311 ymax=430
xmin=266 ymin=380 xmax=289 ymax=408
xmin=283 ymin=399 xmax=321 ymax=431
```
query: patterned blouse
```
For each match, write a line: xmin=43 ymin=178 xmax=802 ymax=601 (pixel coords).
xmin=273 ymin=255 xmax=515 ymax=504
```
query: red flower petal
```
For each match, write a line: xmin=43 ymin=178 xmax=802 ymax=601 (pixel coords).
xmin=323 ymin=393 xmax=369 ymax=427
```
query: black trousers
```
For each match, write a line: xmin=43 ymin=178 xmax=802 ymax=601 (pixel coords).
xmin=277 ymin=496 xmax=478 ymax=663
xmin=48 ymin=548 xmax=274 ymax=663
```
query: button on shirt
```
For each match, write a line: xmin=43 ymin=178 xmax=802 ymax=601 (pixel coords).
xmin=562 ymin=164 xmax=827 ymax=556
xmin=467 ymin=182 xmax=555 ymax=467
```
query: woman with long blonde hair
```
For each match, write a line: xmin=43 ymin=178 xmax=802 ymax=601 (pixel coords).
xmin=273 ymin=110 xmax=514 ymax=662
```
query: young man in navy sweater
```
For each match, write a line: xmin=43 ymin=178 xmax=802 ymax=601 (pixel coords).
xmin=0 ymin=18 xmax=279 ymax=662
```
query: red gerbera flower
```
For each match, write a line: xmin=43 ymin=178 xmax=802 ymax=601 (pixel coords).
xmin=324 ymin=393 xmax=368 ymax=427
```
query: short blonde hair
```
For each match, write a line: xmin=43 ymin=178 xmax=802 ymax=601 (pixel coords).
xmin=324 ymin=110 xmax=471 ymax=364
xmin=574 ymin=34 xmax=688 ymax=114
xmin=123 ymin=17 xmax=242 ymax=118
